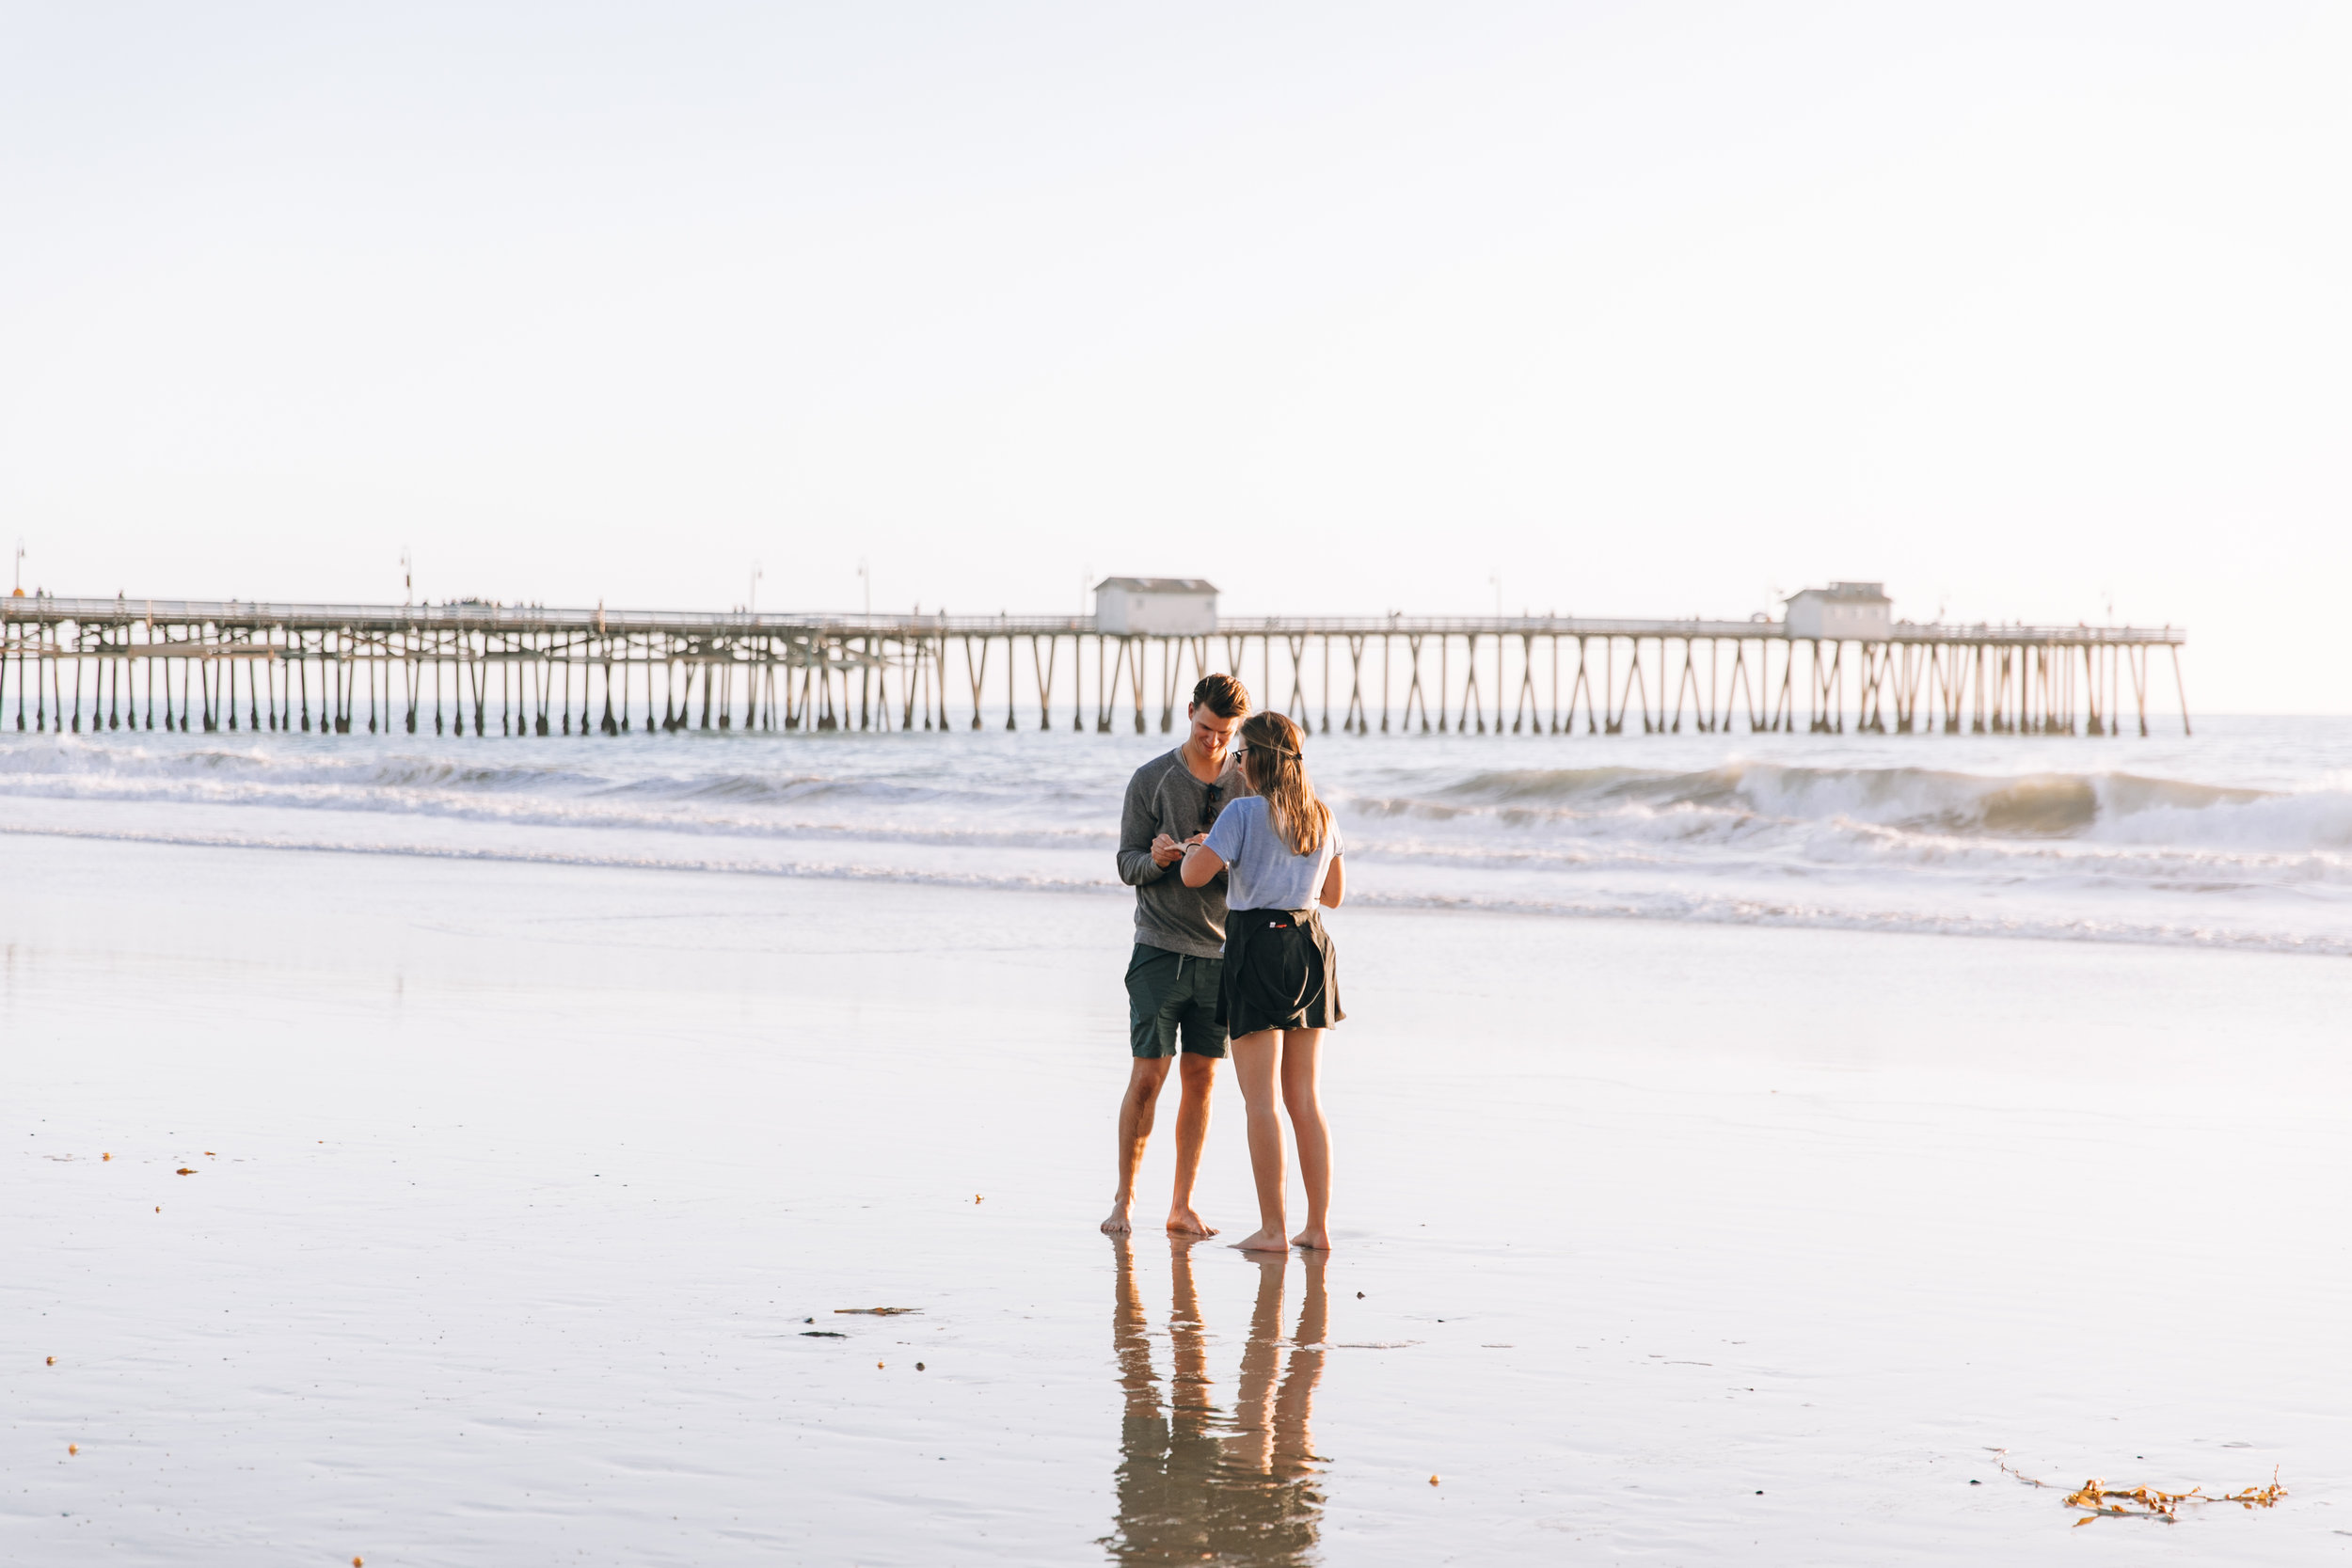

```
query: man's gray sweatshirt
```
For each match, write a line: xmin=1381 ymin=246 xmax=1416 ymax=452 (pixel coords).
xmin=1118 ymin=747 xmax=1235 ymax=959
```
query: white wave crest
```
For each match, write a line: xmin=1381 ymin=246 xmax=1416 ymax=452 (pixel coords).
xmin=9 ymin=725 xmax=2352 ymax=957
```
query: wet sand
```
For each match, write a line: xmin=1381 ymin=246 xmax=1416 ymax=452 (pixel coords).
xmin=7 ymin=832 xmax=2351 ymax=1562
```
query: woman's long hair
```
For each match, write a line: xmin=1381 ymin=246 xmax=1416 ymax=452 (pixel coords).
xmin=1238 ymin=711 xmax=1331 ymax=856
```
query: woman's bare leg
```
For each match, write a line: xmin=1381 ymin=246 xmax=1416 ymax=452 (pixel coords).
xmin=1273 ymin=1247 xmax=1327 ymax=1474
xmin=1279 ymin=1029 xmax=1331 ymax=1249
xmin=1222 ymin=1251 xmax=1287 ymax=1470
xmin=1227 ymin=1029 xmax=1290 ymax=1252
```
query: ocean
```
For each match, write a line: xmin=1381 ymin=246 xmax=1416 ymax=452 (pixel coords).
xmin=5 ymin=713 xmax=2349 ymax=957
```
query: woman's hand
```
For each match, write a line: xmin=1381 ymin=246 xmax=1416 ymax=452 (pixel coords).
xmin=1318 ymin=854 xmax=1345 ymax=909
xmin=1180 ymin=838 xmax=1225 ymax=888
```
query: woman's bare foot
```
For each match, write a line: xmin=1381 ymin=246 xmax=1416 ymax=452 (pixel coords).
xmin=1167 ymin=1206 xmax=1219 ymax=1237
xmin=1229 ymin=1227 xmax=1290 ymax=1254
xmin=1289 ymin=1225 xmax=1331 ymax=1251
xmin=1101 ymin=1201 xmax=1134 ymax=1235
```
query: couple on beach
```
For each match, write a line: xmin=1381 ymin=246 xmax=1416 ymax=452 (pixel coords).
xmin=1102 ymin=673 xmax=1344 ymax=1254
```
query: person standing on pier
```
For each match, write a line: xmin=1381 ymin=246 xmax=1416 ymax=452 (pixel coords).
xmin=1104 ymin=673 xmax=1251 ymax=1238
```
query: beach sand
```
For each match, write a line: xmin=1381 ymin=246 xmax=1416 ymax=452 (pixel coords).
xmin=7 ymin=832 xmax=2349 ymax=1562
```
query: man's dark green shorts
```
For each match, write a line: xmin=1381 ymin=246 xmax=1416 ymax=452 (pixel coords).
xmin=1125 ymin=943 xmax=1228 ymax=1058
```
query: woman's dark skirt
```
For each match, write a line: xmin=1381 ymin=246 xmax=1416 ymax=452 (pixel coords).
xmin=1216 ymin=906 xmax=1343 ymax=1037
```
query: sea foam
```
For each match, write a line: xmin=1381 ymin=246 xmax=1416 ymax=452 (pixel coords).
xmin=5 ymin=718 xmax=2350 ymax=956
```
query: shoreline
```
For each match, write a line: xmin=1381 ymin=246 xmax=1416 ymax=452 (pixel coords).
xmin=7 ymin=811 xmax=2352 ymax=962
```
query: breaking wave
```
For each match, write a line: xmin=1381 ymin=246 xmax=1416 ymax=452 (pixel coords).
xmin=1378 ymin=762 xmax=2344 ymax=850
xmin=3 ymin=721 xmax=2350 ymax=954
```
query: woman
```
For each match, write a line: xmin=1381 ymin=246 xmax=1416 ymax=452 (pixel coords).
xmin=1181 ymin=711 xmax=1344 ymax=1252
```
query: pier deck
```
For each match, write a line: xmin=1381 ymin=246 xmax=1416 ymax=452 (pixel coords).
xmin=0 ymin=596 xmax=2190 ymax=737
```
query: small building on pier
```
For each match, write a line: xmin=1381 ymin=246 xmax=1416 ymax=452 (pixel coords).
xmin=1785 ymin=582 xmax=1892 ymax=641
xmin=1095 ymin=577 xmax=1217 ymax=636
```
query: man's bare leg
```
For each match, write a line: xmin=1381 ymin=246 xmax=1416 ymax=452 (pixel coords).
xmin=1226 ymin=1029 xmax=1293 ymax=1252
xmin=1166 ymin=1052 xmax=1219 ymax=1236
xmin=1168 ymin=1237 xmax=1212 ymax=1431
xmin=1102 ymin=1056 xmax=1173 ymax=1234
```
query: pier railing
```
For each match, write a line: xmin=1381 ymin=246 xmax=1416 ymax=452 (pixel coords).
xmin=0 ymin=595 xmax=2189 ymax=738
xmin=3 ymin=595 xmax=2185 ymax=645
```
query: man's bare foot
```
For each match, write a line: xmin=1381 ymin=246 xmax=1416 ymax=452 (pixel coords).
xmin=1230 ymin=1227 xmax=1289 ymax=1254
xmin=1167 ymin=1206 xmax=1218 ymax=1238
xmin=1289 ymin=1225 xmax=1331 ymax=1251
xmin=1101 ymin=1201 xmax=1135 ymax=1235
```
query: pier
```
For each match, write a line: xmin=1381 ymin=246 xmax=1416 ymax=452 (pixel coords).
xmin=0 ymin=595 xmax=2189 ymax=738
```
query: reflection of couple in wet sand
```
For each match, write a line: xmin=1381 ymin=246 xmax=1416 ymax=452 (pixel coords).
xmin=1101 ymin=1235 xmax=1327 ymax=1566
xmin=1104 ymin=675 xmax=1345 ymax=1254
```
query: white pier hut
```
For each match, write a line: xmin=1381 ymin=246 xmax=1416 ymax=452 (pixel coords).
xmin=1785 ymin=582 xmax=1892 ymax=641
xmin=1094 ymin=578 xmax=1217 ymax=636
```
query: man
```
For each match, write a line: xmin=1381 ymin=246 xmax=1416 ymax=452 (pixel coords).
xmin=1102 ymin=673 xmax=1249 ymax=1237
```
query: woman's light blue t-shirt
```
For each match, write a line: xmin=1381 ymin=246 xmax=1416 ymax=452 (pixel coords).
xmin=1203 ymin=795 xmax=1343 ymax=912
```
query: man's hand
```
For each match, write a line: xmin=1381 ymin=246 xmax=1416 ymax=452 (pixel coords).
xmin=1151 ymin=832 xmax=1184 ymax=867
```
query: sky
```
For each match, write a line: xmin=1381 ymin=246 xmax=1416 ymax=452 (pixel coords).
xmin=2 ymin=2 xmax=2344 ymax=709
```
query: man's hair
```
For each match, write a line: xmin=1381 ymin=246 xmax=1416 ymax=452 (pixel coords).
xmin=1191 ymin=673 xmax=1250 ymax=720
